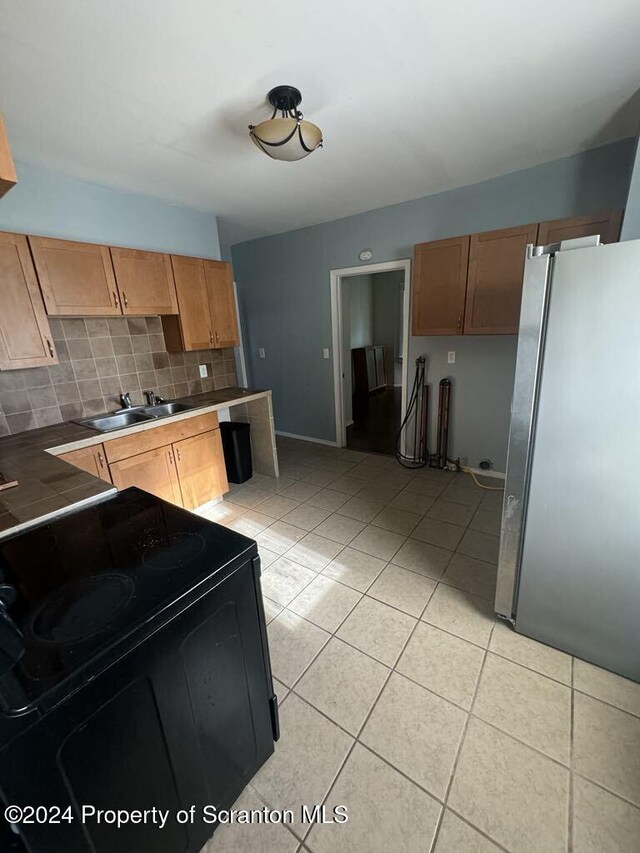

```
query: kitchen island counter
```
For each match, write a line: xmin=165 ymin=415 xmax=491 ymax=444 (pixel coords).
xmin=0 ymin=388 xmax=276 ymax=540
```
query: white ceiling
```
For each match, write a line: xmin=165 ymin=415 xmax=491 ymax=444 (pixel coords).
xmin=1 ymin=0 xmax=639 ymax=245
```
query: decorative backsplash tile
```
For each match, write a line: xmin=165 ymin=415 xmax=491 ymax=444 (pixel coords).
xmin=0 ymin=317 xmax=237 ymax=435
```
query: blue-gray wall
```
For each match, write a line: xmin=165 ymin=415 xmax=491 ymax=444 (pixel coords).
xmin=621 ymin=137 xmax=640 ymax=240
xmin=232 ymin=138 xmax=635 ymax=467
xmin=0 ymin=161 xmax=220 ymax=257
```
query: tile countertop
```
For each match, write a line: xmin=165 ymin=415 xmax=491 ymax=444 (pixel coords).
xmin=0 ymin=387 xmax=270 ymax=541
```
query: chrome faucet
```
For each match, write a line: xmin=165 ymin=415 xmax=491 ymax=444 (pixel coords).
xmin=120 ymin=392 xmax=133 ymax=409
xmin=143 ymin=389 xmax=157 ymax=406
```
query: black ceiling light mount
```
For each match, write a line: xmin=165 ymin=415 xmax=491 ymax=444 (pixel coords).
xmin=267 ymin=85 xmax=303 ymax=115
xmin=248 ymin=85 xmax=323 ymax=162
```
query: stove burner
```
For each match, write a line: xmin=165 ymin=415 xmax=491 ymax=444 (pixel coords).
xmin=29 ymin=574 xmax=135 ymax=645
xmin=142 ymin=533 xmax=206 ymax=570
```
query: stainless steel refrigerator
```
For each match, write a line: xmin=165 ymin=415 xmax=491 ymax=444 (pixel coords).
xmin=495 ymin=235 xmax=640 ymax=683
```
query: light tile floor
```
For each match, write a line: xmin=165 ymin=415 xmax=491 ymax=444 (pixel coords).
xmin=200 ymin=437 xmax=640 ymax=853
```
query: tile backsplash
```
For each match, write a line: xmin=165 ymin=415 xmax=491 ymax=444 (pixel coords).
xmin=0 ymin=317 xmax=237 ymax=435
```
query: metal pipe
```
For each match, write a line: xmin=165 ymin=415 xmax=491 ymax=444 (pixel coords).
xmin=438 ymin=378 xmax=452 ymax=468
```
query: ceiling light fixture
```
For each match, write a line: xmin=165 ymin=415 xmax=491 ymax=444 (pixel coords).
xmin=248 ymin=86 xmax=322 ymax=162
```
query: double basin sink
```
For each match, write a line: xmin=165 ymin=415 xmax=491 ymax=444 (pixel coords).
xmin=78 ymin=402 xmax=194 ymax=433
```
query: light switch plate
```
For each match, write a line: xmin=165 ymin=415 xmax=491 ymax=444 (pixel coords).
xmin=323 ymin=348 xmax=330 ymax=359
xmin=447 ymin=351 xmax=456 ymax=364
xmin=199 ymin=364 xmax=208 ymax=378
xmin=259 ymin=348 xmax=266 ymax=359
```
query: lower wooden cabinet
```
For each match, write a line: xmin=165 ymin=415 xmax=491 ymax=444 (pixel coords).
xmin=59 ymin=443 xmax=112 ymax=483
xmin=109 ymin=445 xmax=183 ymax=506
xmin=63 ymin=412 xmax=230 ymax=510
xmin=174 ymin=430 xmax=228 ymax=510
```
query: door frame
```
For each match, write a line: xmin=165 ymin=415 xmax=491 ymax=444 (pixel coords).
xmin=330 ymin=259 xmax=412 ymax=448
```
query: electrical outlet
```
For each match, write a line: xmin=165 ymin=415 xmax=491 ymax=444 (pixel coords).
xmin=198 ymin=364 xmax=208 ymax=378
xmin=323 ymin=348 xmax=330 ymax=359
xmin=259 ymin=348 xmax=266 ymax=359
xmin=447 ymin=351 xmax=456 ymax=364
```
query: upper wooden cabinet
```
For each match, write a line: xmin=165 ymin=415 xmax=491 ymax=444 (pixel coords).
xmin=536 ymin=209 xmax=622 ymax=246
xmin=29 ymin=236 xmax=120 ymax=316
xmin=110 ymin=247 xmax=179 ymax=315
xmin=163 ymin=255 xmax=213 ymax=351
xmin=464 ymin=223 xmax=538 ymax=335
xmin=204 ymin=260 xmax=239 ymax=348
xmin=0 ymin=114 xmax=17 ymax=199
xmin=0 ymin=232 xmax=58 ymax=370
xmin=162 ymin=256 xmax=238 ymax=351
xmin=412 ymin=236 xmax=469 ymax=335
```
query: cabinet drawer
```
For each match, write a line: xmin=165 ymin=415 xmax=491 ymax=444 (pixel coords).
xmin=104 ymin=412 xmax=219 ymax=463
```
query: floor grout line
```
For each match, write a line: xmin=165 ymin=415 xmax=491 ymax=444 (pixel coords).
xmin=212 ymin=447 xmax=640 ymax=850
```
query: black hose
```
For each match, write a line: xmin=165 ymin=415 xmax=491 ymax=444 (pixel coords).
xmin=395 ymin=357 xmax=428 ymax=468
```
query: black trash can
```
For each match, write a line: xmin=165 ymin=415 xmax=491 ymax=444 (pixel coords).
xmin=220 ymin=421 xmax=253 ymax=484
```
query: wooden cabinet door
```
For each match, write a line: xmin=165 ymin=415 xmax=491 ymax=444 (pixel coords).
xmin=204 ymin=260 xmax=239 ymax=348
xmin=374 ymin=346 xmax=386 ymax=388
xmin=59 ymin=443 xmax=112 ymax=483
xmin=29 ymin=236 xmax=120 ymax=316
xmin=110 ymin=248 xmax=179 ymax=315
xmin=165 ymin=255 xmax=213 ymax=350
xmin=0 ymin=114 xmax=17 ymax=199
xmin=412 ymin=236 xmax=469 ymax=335
xmin=465 ymin=224 xmax=538 ymax=335
xmin=365 ymin=348 xmax=377 ymax=391
xmin=173 ymin=429 xmax=228 ymax=510
xmin=0 ymin=232 xmax=58 ymax=370
xmin=536 ymin=210 xmax=622 ymax=246
xmin=109 ymin=445 xmax=183 ymax=506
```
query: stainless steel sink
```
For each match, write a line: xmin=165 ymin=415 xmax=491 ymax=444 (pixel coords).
xmin=79 ymin=411 xmax=155 ymax=432
xmin=77 ymin=401 xmax=195 ymax=432
xmin=142 ymin=402 xmax=194 ymax=417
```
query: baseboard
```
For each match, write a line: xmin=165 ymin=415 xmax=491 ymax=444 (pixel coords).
xmin=467 ymin=467 xmax=506 ymax=481
xmin=275 ymin=430 xmax=339 ymax=447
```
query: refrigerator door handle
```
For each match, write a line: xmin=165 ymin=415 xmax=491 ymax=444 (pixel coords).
xmin=494 ymin=248 xmax=554 ymax=619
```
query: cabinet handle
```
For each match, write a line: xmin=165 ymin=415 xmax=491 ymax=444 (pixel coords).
xmin=176 ymin=448 xmax=181 ymax=462
xmin=168 ymin=451 xmax=174 ymax=465
xmin=457 ymin=315 xmax=462 ymax=328
xmin=215 ymin=331 xmax=220 ymax=344
xmin=113 ymin=291 xmax=120 ymax=309
xmin=209 ymin=330 xmax=214 ymax=344
xmin=97 ymin=452 xmax=105 ymax=469
xmin=46 ymin=339 xmax=55 ymax=358
xmin=122 ymin=291 xmax=128 ymax=308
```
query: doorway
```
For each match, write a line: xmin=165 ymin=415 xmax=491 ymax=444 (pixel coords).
xmin=330 ymin=260 xmax=411 ymax=453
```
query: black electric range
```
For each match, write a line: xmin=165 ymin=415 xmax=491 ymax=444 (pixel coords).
xmin=0 ymin=488 xmax=278 ymax=853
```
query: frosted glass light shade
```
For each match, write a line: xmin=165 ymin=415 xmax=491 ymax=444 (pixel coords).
xmin=249 ymin=117 xmax=322 ymax=161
